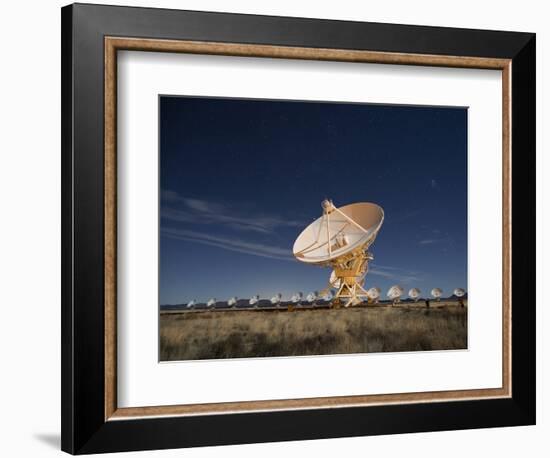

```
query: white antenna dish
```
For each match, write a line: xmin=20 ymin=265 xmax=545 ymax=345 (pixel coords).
xmin=206 ymin=298 xmax=216 ymax=308
xmin=249 ymin=294 xmax=260 ymax=307
xmin=387 ymin=285 xmax=404 ymax=305
xmin=293 ymin=200 xmax=384 ymax=307
xmin=454 ymin=287 xmax=466 ymax=307
xmin=367 ymin=287 xmax=381 ymax=303
xmin=453 ymin=288 xmax=466 ymax=298
xmin=270 ymin=293 xmax=282 ymax=306
xmin=291 ymin=292 xmax=303 ymax=304
xmin=408 ymin=288 xmax=421 ymax=302
xmin=322 ymin=291 xmax=334 ymax=302
xmin=306 ymin=291 xmax=318 ymax=304
xmin=186 ymin=300 xmax=196 ymax=309
xmin=228 ymin=296 xmax=238 ymax=307
xmin=431 ymin=288 xmax=443 ymax=301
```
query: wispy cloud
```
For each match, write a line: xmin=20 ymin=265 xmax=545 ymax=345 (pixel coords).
xmin=370 ymin=263 xmax=407 ymax=272
xmin=418 ymin=236 xmax=452 ymax=246
xmin=418 ymin=239 xmax=439 ymax=245
xmin=161 ymin=190 xmax=303 ymax=234
xmin=369 ymin=268 xmax=397 ymax=279
xmin=369 ymin=264 xmax=423 ymax=283
xmin=162 ymin=227 xmax=293 ymax=261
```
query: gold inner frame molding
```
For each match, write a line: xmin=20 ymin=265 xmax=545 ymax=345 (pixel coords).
xmin=104 ymin=36 xmax=512 ymax=421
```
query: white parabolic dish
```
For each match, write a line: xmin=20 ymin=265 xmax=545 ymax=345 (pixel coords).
xmin=293 ymin=202 xmax=384 ymax=265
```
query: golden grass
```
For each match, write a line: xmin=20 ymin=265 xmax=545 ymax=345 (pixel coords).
xmin=160 ymin=305 xmax=467 ymax=361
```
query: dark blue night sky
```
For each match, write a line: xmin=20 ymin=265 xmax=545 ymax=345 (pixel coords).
xmin=160 ymin=96 xmax=467 ymax=305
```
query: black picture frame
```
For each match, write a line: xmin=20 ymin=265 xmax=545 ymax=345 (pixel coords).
xmin=61 ymin=3 xmax=535 ymax=454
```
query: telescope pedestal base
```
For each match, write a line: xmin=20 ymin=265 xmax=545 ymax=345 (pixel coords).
xmin=328 ymin=250 xmax=372 ymax=307
xmin=330 ymin=281 xmax=370 ymax=308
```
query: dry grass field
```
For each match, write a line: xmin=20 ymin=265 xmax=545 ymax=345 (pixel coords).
xmin=160 ymin=304 xmax=467 ymax=361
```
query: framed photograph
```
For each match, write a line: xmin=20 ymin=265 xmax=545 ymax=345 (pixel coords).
xmin=61 ymin=3 xmax=536 ymax=454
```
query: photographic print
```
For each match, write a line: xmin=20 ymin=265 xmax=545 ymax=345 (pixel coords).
xmin=159 ymin=95 xmax=468 ymax=362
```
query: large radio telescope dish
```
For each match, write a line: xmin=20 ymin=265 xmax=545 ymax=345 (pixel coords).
xmin=291 ymin=292 xmax=303 ymax=304
xmin=271 ymin=293 xmax=282 ymax=306
xmin=206 ymin=298 xmax=216 ymax=308
xmin=186 ymin=300 xmax=196 ymax=309
xmin=431 ymin=288 xmax=443 ymax=301
xmin=293 ymin=200 xmax=384 ymax=307
xmin=408 ymin=288 xmax=421 ymax=302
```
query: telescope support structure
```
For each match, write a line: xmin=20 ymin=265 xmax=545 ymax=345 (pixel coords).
xmin=322 ymin=202 xmax=374 ymax=308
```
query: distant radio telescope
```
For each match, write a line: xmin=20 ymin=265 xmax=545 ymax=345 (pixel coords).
xmin=228 ymin=296 xmax=238 ymax=308
xmin=249 ymin=295 xmax=260 ymax=307
xmin=431 ymin=288 xmax=443 ymax=301
xmin=291 ymin=292 xmax=303 ymax=304
xmin=454 ymin=288 xmax=466 ymax=307
xmin=453 ymin=288 xmax=466 ymax=298
xmin=306 ymin=291 xmax=318 ymax=304
xmin=271 ymin=293 xmax=282 ymax=307
xmin=186 ymin=300 xmax=196 ymax=309
xmin=322 ymin=291 xmax=334 ymax=302
xmin=293 ymin=199 xmax=384 ymax=307
xmin=408 ymin=288 xmax=421 ymax=302
xmin=206 ymin=298 xmax=216 ymax=308
xmin=387 ymin=285 xmax=404 ymax=305
xmin=366 ymin=287 xmax=381 ymax=303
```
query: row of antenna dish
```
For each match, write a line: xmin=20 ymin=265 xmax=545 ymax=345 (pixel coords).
xmin=184 ymin=287 xmax=465 ymax=308
xmin=377 ymin=286 xmax=465 ymax=302
xmin=186 ymin=292 xmax=329 ymax=308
